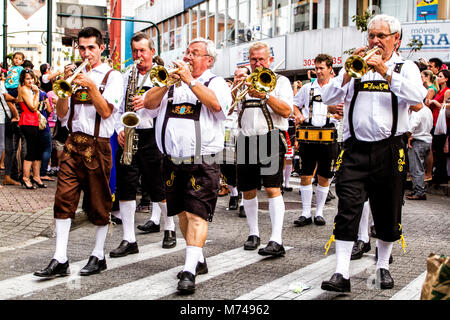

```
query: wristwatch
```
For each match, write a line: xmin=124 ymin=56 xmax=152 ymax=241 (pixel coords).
xmin=263 ymin=93 xmax=270 ymax=102
xmin=383 ymin=68 xmax=392 ymax=81
xmin=189 ymin=79 xmax=198 ymax=89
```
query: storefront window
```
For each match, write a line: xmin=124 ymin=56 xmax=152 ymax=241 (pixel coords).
xmin=249 ymin=0 xmax=261 ymax=39
xmin=217 ymin=0 xmax=226 ymax=46
xmin=227 ymin=0 xmax=237 ymax=44
xmin=238 ymin=0 xmax=251 ymax=42
xmin=276 ymin=0 xmax=290 ymax=35
xmin=262 ymin=0 xmax=274 ymax=38
xmin=292 ymin=0 xmax=310 ymax=31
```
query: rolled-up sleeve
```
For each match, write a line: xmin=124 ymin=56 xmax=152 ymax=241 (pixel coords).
xmin=102 ymin=70 xmax=124 ymax=119
xmin=389 ymin=60 xmax=427 ymax=106
xmin=210 ymin=77 xmax=232 ymax=121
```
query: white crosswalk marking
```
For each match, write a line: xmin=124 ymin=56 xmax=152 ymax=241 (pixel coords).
xmin=0 ymin=239 xmax=186 ymax=300
xmin=81 ymin=246 xmax=293 ymax=300
xmin=236 ymin=254 xmax=377 ymax=300
xmin=390 ymin=271 xmax=426 ymax=300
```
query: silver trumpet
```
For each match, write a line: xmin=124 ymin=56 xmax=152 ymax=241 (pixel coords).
xmin=120 ymin=59 xmax=141 ymax=165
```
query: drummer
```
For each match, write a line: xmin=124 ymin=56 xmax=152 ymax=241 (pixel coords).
xmin=292 ymin=54 xmax=342 ymax=227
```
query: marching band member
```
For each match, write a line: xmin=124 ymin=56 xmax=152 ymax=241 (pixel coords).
xmin=234 ymin=41 xmax=293 ymax=256
xmin=34 ymin=27 xmax=124 ymax=278
xmin=320 ymin=14 xmax=427 ymax=292
xmin=109 ymin=32 xmax=176 ymax=259
xmin=143 ymin=38 xmax=232 ymax=294
xmin=292 ymin=54 xmax=340 ymax=227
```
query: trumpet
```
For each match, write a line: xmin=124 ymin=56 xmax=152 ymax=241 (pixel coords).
xmin=230 ymin=59 xmax=284 ymax=109
xmin=344 ymin=46 xmax=381 ymax=79
xmin=150 ymin=63 xmax=191 ymax=87
xmin=53 ymin=59 xmax=90 ymax=99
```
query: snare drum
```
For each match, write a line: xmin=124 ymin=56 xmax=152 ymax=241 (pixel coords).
xmin=296 ymin=126 xmax=336 ymax=144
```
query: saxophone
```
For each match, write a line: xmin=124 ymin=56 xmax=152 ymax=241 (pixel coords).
xmin=120 ymin=59 xmax=142 ymax=165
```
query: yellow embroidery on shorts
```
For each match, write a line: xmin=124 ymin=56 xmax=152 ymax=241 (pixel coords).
xmin=166 ymin=171 xmax=175 ymax=187
xmin=398 ymin=148 xmax=405 ymax=172
xmin=84 ymin=146 xmax=93 ymax=163
xmin=398 ymin=224 xmax=407 ymax=253
xmin=74 ymin=135 xmax=88 ymax=144
xmin=336 ymin=150 xmax=344 ymax=171
xmin=324 ymin=223 xmax=336 ymax=255
xmin=190 ymin=176 xmax=201 ymax=191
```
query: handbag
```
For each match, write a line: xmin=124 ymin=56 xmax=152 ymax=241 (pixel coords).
xmin=434 ymin=106 xmax=447 ymax=135
xmin=38 ymin=112 xmax=47 ymax=130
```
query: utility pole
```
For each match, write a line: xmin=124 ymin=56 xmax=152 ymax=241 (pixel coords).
xmin=47 ymin=0 xmax=52 ymax=63
xmin=3 ymin=0 xmax=7 ymax=68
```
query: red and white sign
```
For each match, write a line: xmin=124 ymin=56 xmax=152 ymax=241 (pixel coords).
xmin=10 ymin=0 xmax=46 ymax=20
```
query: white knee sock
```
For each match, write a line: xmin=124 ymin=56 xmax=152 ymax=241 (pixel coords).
xmin=269 ymin=195 xmax=285 ymax=244
xmin=358 ymin=201 xmax=370 ymax=243
xmin=299 ymin=184 xmax=313 ymax=218
xmin=150 ymin=202 xmax=161 ymax=225
xmin=229 ymin=186 xmax=238 ymax=197
xmin=53 ymin=218 xmax=71 ymax=263
xmin=315 ymin=185 xmax=329 ymax=217
xmin=376 ymin=239 xmax=393 ymax=270
xmin=160 ymin=202 xmax=174 ymax=231
xmin=284 ymin=164 xmax=292 ymax=188
xmin=243 ymin=196 xmax=259 ymax=237
xmin=183 ymin=245 xmax=202 ymax=275
xmin=335 ymin=240 xmax=354 ymax=279
xmin=120 ymin=200 xmax=136 ymax=243
xmin=91 ymin=225 xmax=109 ymax=260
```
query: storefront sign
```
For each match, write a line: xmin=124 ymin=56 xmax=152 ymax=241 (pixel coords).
xmin=10 ymin=0 xmax=46 ymax=20
xmin=417 ymin=0 xmax=438 ymax=21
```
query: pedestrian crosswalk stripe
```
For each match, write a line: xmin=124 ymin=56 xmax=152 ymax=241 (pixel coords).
xmin=236 ymin=254 xmax=377 ymax=300
xmin=389 ymin=271 xmax=426 ymax=300
xmin=0 ymin=239 xmax=187 ymax=300
xmin=81 ymin=246 xmax=293 ymax=300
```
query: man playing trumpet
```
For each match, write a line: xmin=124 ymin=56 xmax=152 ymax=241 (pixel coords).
xmin=110 ymin=32 xmax=176 ymax=259
xmin=233 ymin=42 xmax=293 ymax=256
xmin=34 ymin=27 xmax=124 ymax=278
xmin=144 ymin=38 xmax=232 ymax=294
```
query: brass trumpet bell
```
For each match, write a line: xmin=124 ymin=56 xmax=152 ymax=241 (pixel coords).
xmin=53 ymin=59 xmax=90 ymax=99
xmin=345 ymin=47 xmax=381 ymax=79
xmin=150 ymin=65 xmax=181 ymax=87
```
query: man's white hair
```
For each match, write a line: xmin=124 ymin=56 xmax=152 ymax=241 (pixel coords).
xmin=189 ymin=37 xmax=217 ymax=67
xmin=367 ymin=14 xmax=401 ymax=34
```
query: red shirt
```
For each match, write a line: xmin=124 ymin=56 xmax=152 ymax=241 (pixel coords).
xmin=18 ymin=101 xmax=39 ymax=126
xmin=430 ymin=86 xmax=449 ymax=127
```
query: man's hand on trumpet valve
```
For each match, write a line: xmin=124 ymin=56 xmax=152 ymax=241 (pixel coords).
xmin=366 ymin=52 xmax=388 ymax=77
xmin=64 ymin=64 xmax=76 ymax=80
xmin=72 ymin=72 xmax=95 ymax=91
xmin=172 ymin=60 xmax=193 ymax=85
xmin=247 ymin=85 xmax=266 ymax=100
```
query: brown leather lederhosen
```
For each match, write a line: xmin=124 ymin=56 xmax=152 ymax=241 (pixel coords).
xmin=54 ymin=69 xmax=114 ymax=226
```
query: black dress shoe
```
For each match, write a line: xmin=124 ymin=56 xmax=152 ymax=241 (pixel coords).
xmin=110 ymin=216 xmax=122 ymax=225
xmin=109 ymin=240 xmax=139 ymax=258
xmin=375 ymin=247 xmax=394 ymax=264
xmin=34 ymin=259 xmax=70 ymax=278
xmin=370 ymin=225 xmax=377 ymax=238
xmin=243 ymin=235 xmax=260 ymax=250
xmin=79 ymin=256 xmax=107 ymax=276
xmin=351 ymin=240 xmax=371 ymax=260
xmin=228 ymin=196 xmax=239 ymax=210
xmin=283 ymin=186 xmax=293 ymax=192
xmin=162 ymin=230 xmax=177 ymax=249
xmin=375 ymin=268 xmax=394 ymax=289
xmin=177 ymin=271 xmax=196 ymax=294
xmin=238 ymin=205 xmax=246 ymax=218
xmin=314 ymin=216 xmax=326 ymax=226
xmin=137 ymin=220 xmax=160 ymax=233
xmin=321 ymin=273 xmax=351 ymax=292
xmin=293 ymin=216 xmax=312 ymax=227
xmin=258 ymin=241 xmax=286 ymax=257
xmin=177 ymin=259 xmax=208 ymax=279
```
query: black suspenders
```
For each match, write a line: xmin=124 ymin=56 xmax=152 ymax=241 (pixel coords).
xmin=308 ymin=86 xmax=330 ymax=127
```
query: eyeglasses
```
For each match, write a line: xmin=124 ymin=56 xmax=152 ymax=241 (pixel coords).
xmin=183 ymin=50 xmax=210 ymax=58
xmin=250 ymin=57 xmax=269 ymax=63
xmin=368 ymin=32 xmax=397 ymax=40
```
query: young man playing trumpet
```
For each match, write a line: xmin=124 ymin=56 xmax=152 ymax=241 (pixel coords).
xmin=110 ymin=32 xmax=175 ymax=259
xmin=143 ymin=38 xmax=232 ymax=294
xmin=233 ymin=41 xmax=293 ymax=256
xmin=34 ymin=27 xmax=124 ymax=278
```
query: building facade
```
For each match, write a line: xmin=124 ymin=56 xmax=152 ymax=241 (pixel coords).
xmin=133 ymin=0 xmax=450 ymax=79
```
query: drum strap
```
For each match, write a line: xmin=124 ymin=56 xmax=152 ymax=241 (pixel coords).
xmin=307 ymin=86 xmax=330 ymax=127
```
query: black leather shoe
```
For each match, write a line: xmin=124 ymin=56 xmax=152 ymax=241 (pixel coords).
xmin=375 ymin=268 xmax=394 ymax=289
xmin=110 ymin=216 xmax=122 ymax=225
xmin=109 ymin=240 xmax=139 ymax=258
xmin=325 ymin=190 xmax=335 ymax=203
xmin=375 ymin=247 xmax=394 ymax=264
xmin=177 ymin=271 xmax=196 ymax=294
xmin=294 ymin=216 xmax=312 ymax=227
xmin=314 ymin=216 xmax=326 ymax=226
xmin=321 ymin=273 xmax=351 ymax=292
xmin=162 ymin=230 xmax=177 ymax=249
xmin=244 ymin=235 xmax=260 ymax=250
xmin=351 ymin=240 xmax=371 ymax=260
xmin=283 ymin=186 xmax=293 ymax=192
xmin=258 ymin=241 xmax=286 ymax=257
xmin=34 ymin=259 xmax=70 ymax=278
xmin=238 ymin=205 xmax=246 ymax=218
xmin=228 ymin=196 xmax=239 ymax=210
xmin=137 ymin=220 xmax=160 ymax=233
xmin=177 ymin=259 xmax=208 ymax=279
xmin=370 ymin=225 xmax=377 ymax=238
xmin=79 ymin=256 xmax=107 ymax=276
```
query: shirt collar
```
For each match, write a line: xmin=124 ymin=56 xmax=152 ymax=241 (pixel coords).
xmin=86 ymin=62 xmax=111 ymax=74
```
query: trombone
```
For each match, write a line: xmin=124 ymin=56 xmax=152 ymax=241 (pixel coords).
xmin=230 ymin=59 xmax=284 ymax=109
xmin=344 ymin=46 xmax=381 ymax=79
xmin=53 ymin=59 xmax=90 ymax=99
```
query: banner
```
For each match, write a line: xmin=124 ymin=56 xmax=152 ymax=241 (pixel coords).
xmin=417 ymin=0 xmax=438 ymax=21
xmin=10 ymin=0 xmax=46 ymax=20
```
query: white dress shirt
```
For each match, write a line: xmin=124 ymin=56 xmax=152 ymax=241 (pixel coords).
xmin=115 ymin=67 xmax=154 ymax=134
xmin=294 ymin=81 xmax=337 ymax=127
xmin=237 ymin=74 xmax=293 ymax=136
xmin=144 ymin=69 xmax=232 ymax=158
xmin=321 ymin=52 xmax=427 ymax=142
xmin=409 ymin=105 xmax=433 ymax=144
xmin=59 ymin=63 xmax=124 ymax=138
